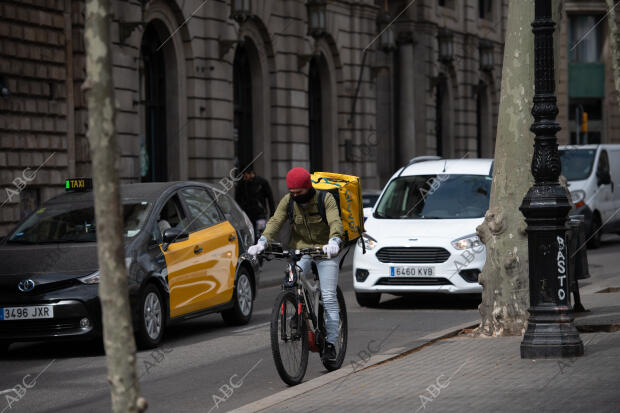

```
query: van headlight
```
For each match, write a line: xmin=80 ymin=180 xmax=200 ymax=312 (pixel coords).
xmin=451 ymin=234 xmax=482 ymax=250
xmin=358 ymin=233 xmax=378 ymax=250
xmin=570 ymin=190 xmax=586 ymax=208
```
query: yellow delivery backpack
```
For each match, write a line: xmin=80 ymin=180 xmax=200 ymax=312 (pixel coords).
xmin=305 ymin=172 xmax=365 ymax=245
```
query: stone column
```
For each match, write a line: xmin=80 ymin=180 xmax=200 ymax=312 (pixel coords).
xmin=398 ymin=32 xmax=416 ymax=164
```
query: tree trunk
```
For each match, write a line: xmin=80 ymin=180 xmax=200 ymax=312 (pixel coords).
xmin=606 ymin=0 xmax=620 ymax=109
xmin=84 ymin=0 xmax=146 ymax=411
xmin=475 ymin=0 xmax=535 ymax=337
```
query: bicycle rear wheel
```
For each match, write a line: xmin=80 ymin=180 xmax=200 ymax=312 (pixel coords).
xmin=270 ymin=290 xmax=309 ymax=386
xmin=322 ymin=286 xmax=348 ymax=371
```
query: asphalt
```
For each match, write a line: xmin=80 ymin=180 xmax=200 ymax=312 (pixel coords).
xmin=1 ymin=236 xmax=618 ymax=413
xmin=0 ymin=251 xmax=482 ymax=413
xmin=230 ymin=235 xmax=620 ymax=413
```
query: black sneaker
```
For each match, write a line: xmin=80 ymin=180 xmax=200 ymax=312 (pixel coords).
xmin=323 ymin=342 xmax=337 ymax=362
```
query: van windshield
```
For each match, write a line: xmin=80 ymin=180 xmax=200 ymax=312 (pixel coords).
xmin=374 ymin=175 xmax=492 ymax=219
xmin=560 ymin=149 xmax=596 ymax=181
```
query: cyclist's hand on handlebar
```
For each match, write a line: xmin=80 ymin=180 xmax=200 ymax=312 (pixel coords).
xmin=248 ymin=237 xmax=268 ymax=256
xmin=322 ymin=238 xmax=340 ymax=259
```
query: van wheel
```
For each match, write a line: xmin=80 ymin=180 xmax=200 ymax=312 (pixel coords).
xmin=355 ymin=292 xmax=381 ymax=308
xmin=587 ymin=214 xmax=602 ymax=249
xmin=137 ymin=284 xmax=165 ymax=349
xmin=222 ymin=268 xmax=253 ymax=326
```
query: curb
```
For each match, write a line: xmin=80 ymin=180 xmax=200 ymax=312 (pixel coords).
xmin=227 ymin=320 xmax=479 ymax=413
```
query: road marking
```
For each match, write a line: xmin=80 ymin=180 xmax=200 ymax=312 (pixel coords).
xmin=233 ymin=321 xmax=270 ymax=334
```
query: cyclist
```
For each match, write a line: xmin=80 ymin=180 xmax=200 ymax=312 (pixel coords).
xmin=248 ymin=167 xmax=344 ymax=362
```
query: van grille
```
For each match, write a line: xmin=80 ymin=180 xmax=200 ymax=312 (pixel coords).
xmin=375 ymin=247 xmax=450 ymax=263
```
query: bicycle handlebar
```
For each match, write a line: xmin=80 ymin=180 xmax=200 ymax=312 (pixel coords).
xmin=260 ymin=246 xmax=326 ymax=260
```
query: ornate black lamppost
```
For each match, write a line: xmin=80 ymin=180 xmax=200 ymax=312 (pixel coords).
xmin=520 ymin=0 xmax=584 ymax=359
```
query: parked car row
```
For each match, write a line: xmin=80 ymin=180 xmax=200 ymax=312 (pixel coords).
xmin=353 ymin=144 xmax=620 ymax=307
xmin=559 ymin=144 xmax=620 ymax=248
xmin=0 ymin=180 xmax=260 ymax=352
xmin=2 ymin=144 xmax=617 ymax=348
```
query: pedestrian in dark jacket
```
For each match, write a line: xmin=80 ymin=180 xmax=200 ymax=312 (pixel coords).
xmin=235 ymin=166 xmax=275 ymax=238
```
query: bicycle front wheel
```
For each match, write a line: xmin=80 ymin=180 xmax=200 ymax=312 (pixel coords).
xmin=270 ymin=290 xmax=309 ymax=386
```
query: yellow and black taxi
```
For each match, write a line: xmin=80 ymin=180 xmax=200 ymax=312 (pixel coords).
xmin=0 ymin=179 xmax=260 ymax=352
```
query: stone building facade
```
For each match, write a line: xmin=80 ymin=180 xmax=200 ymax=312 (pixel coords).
xmin=0 ymin=0 xmax=507 ymax=236
xmin=557 ymin=0 xmax=620 ymax=145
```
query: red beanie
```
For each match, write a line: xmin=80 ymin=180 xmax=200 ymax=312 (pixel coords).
xmin=286 ymin=167 xmax=312 ymax=189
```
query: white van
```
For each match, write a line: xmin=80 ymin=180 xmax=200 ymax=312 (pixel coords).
xmin=353 ymin=158 xmax=492 ymax=307
xmin=559 ymin=144 xmax=620 ymax=248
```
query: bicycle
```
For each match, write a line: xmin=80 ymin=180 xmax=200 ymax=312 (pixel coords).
xmin=261 ymin=243 xmax=348 ymax=386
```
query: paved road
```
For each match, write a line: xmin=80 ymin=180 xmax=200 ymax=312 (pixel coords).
xmin=1 ymin=236 xmax=618 ymax=413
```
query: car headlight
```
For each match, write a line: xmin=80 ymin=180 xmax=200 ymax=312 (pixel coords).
xmin=79 ymin=271 xmax=100 ymax=284
xmin=358 ymin=233 xmax=378 ymax=250
xmin=451 ymin=234 xmax=482 ymax=250
xmin=570 ymin=190 xmax=586 ymax=207
xmin=78 ymin=258 xmax=132 ymax=284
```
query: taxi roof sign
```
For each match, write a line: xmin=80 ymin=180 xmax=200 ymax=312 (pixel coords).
xmin=65 ymin=178 xmax=93 ymax=192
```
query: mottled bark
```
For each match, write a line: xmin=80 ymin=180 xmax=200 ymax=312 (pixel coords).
xmin=475 ymin=0 xmax=535 ymax=337
xmin=83 ymin=0 xmax=146 ymax=411
xmin=606 ymin=0 xmax=620 ymax=110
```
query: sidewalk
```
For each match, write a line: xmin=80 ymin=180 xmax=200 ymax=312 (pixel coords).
xmin=232 ymin=248 xmax=620 ymax=412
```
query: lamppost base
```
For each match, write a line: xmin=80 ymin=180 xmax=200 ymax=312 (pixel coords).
xmin=521 ymin=321 xmax=584 ymax=359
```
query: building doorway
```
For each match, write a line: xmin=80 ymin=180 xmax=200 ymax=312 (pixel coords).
xmin=233 ymin=44 xmax=254 ymax=172
xmin=141 ymin=24 xmax=168 ymax=182
xmin=308 ymin=56 xmax=324 ymax=172
xmin=435 ymin=76 xmax=453 ymax=157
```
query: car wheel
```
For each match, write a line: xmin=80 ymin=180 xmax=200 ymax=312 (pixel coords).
xmin=222 ymin=268 xmax=253 ymax=326
xmin=137 ymin=284 xmax=165 ymax=349
xmin=587 ymin=214 xmax=602 ymax=249
xmin=355 ymin=292 xmax=381 ymax=308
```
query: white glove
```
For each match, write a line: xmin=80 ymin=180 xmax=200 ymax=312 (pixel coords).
xmin=322 ymin=238 xmax=340 ymax=259
xmin=248 ymin=237 xmax=268 ymax=256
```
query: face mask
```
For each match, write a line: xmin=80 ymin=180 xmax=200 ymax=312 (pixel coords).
xmin=292 ymin=188 xmax=315 ymax=204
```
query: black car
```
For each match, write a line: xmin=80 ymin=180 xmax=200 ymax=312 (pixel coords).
xmin=0 ymin=180 xmax=260 ymax=352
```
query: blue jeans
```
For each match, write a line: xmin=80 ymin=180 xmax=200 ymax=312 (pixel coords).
xmin=298 ymin=255 xmax=340 ymax=345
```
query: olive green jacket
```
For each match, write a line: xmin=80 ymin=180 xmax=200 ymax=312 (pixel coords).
xmin=262 ymin=191 xmax=344 ymax=249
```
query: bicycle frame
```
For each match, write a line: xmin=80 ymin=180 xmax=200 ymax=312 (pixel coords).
xmin=267 ymin=247 xmax=325 ymax=345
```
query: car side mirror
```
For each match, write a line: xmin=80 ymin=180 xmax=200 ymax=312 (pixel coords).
xmin=597 ymin=170 xmax=612 ymax=186
xmin=161 ymin=227 xmax=189 ymax=251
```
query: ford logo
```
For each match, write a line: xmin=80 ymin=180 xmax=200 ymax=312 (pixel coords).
xmin=18 ymin=279 xmax=36 ymax=292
